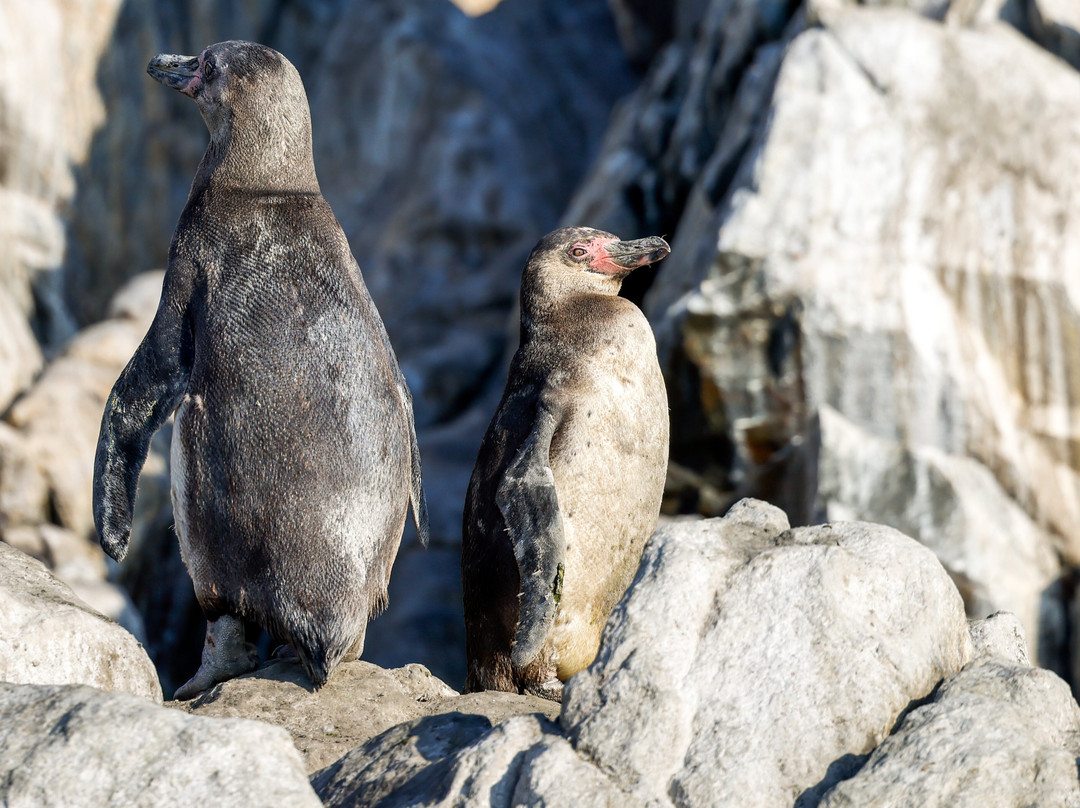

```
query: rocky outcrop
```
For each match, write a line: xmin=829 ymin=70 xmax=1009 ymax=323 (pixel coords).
xmin=579 ymin=0 xmax=1080 ymax=678
xmin=0 ymin=541 xmax=161 ymax=703
xmin=312 ymin=500 xmax=993 ymax=808
xmin=175 ymin=658 xmax=559 ymax=774
xmin=0 ymin=682 xmax=321 ymax=807
xmin=819 ymin=661 xmax=1080 ymax=807
xmin=563 ymin=499 xmax=971 ymax=806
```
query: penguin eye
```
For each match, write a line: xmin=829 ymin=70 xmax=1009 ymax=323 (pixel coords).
xmin=203 ymin=61 xmax=216 ymax=79
xmin=569 ymin=247 xmax=588 ymax=259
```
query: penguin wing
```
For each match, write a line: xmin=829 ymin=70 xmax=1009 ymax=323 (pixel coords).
xmin=495 ymin=393 xmax=566 ymax=668
xmin=92 ymin=261 xmax=193 ymax=563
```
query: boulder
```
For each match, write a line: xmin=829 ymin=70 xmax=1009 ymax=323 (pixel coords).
xmin=314 ymin=713 xmax=637 ymax=808
xmin=0 ymin=541 xmax=161 ymax=702
xmin=0 ymin=422 xmax=50 ymax=533
xmin=967 ymin=611 xmax=1030 ymax=666
xmin=0 ymin=682 xmax=321 ymax=807
xmin=818 ymin=661 xmax=1080 ymax=807
xmin=0 ymin=285 xmax=42 ymax=413
xmin=172 ymin=659 xmax=558 ymax=774
xmin=562 ymin=499 xmax=971 ymax=807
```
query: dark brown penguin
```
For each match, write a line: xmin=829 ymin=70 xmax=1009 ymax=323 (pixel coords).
xmin=462 ymin=226 xmax=670 ymax=700
xmin=93 ymin=41 xmax=428 ymax=699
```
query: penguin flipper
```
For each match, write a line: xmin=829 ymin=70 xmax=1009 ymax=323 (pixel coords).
xmin=93 ymin=269 xmax=192 ymax=563
xmin=495 ymin=396 xmax=565 ymax=669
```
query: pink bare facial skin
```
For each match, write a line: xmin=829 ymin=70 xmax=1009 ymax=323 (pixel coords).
xmin=574 ymin=237 xmax=622 ymax=275
xmin=178 ymin=51 xmax=208 ymax=98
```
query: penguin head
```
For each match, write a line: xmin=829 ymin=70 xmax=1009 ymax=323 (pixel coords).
xmin=524 ymin=227 xmax=671 ymax=299
xmin=147 ymin=41 xmax=317 ymax=192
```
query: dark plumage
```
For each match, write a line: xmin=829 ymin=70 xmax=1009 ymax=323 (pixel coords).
xmin=462 ymin=226 xmax=670 ymax=700
xmin=93 ymin=41 xmax=428 ymax=699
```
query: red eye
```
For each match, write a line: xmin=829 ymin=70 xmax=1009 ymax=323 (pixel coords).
xmin=570 ymin=247 xmax=587 ymax=258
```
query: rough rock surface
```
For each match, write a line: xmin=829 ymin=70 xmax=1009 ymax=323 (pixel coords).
xmin=818 ymin=661 xmax=1080 ymax=807
xmin=967 ymin=611 xmax=1031 ymax=666
xmin=173 ymin=659 xmax=559 ymax=774
xmin=0 ymin=541 xmax=160 ymax=702
xmin=562 ymin=499 xmax=972 ymax=807
xmin=5 ymin=271 xmax=162 ymax=540
xmin=314 ymin=713 xmax=638 ymax=808
xmin=632 ymin=4 xmax=1080 ymax=676
xmin=0 ymin=682 xmax=321 ymax=807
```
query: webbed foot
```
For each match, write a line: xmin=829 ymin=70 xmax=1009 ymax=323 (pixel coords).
xmin=173 ymin=614 xmax=258 ymax=700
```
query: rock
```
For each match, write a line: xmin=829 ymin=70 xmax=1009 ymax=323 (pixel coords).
xmin=0 ymin=682 xmax=321 ymax=807
xmin=818 ymin=661 xmax=1080 ymax=807
xmin=0 ymin=422 xmax=50 ymax=533
xmin=172 ymin=659 xmax=558 ymax=774
xmin=561 ymin=499 xmax=971 ymax=807
xmin=315 ymin=713 xmax=637 ymax=808
xmin=0 ymin=285 xmax=42 ymax=412
xmin=1028 ymin=0 xmax=1080 ymax=70
xmin=967 ymin=611 xmax=1030 ymax=666
xmin=0 ymin=0 xmax=124 ymax=341
xmin=5 ymin=271 xmax=163 ymax=540
xmin=816 ymin=405 xmax=1062 ymax=666
xmin=0 ymin=541 xmax=161 ymax=703
xmin=642 ymin=4 xmax=1080 ymax=676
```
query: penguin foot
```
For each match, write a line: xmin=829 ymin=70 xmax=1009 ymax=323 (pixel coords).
xmin=524 ymin=677 xmax=564 ymax=703
xmin=173 ymin=614 xmax=258 ymax=700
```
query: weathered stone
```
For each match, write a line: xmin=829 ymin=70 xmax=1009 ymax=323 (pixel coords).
xmin=562 ymin=499 xmax=971 ymax=807
xmin=0 ymin=285 xmax=42 ymax=413
xmin=316 ymin=713 xmax=636 ymax=808
xmin=0 ymin=682 xmax=321 ymax=807
xmin=818 ymin=661 xmax=1080 ymax=807
xmin=0 ymin=422 xmax=50 ymax=533
xmin=0 ymin=541 xmax=161 ymax=703
xmin=967 ymin=611 xmax=1030 ymax=666
xmin=644 ymin=5 xmax=1080 ymax=675
xmin=172 ymin=659 xmax=558 ymax=774
xmin=6 ymin=272 xmax=162 ymax=540
xmin=1028 ymin=0 xmax=1080 ymax=70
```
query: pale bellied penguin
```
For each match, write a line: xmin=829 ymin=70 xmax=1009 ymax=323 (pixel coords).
xmin=93 ymin=41 xmax=428 ymax=699
xmin=462 ymin=226 xmax=670 ymax=700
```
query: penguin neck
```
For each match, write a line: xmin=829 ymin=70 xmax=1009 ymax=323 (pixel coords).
xmin=520 ymin=272 xmax=623 ymax=342
xmin=192 ymin=111 xmax=321 ymax=197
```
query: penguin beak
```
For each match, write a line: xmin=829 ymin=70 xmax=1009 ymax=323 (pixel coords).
xmin=605 ymin=236 xmax=671 ymax=269
xmin=147 ymin=53 xmax=201 ymax=95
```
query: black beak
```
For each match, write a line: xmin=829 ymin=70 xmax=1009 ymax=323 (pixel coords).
xmin=147 ymin=53 xmax=200 ymax=92
xmin=606 ymin=236 xmax=671 ymax=269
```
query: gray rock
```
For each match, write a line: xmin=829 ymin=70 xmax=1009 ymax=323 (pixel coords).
xmin=0 ymin=682 xmax=321 ymax=807
xmin=0 ymin=541 xmax=161 ymax=703
xmin=643 ymin=4 xmax=1080 ymax=676
xmin=173 ymin=659 xmax=558 ymax=774
xmin=562 ymin=499 xmax=971 ymax=807
xmin=818 ymin=661 xmax=1080 ymax=808
xmin=967 ymin=611 xmax=1031 ymax=666
xmin=316 ymin=713 xmax=637 ymax=808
